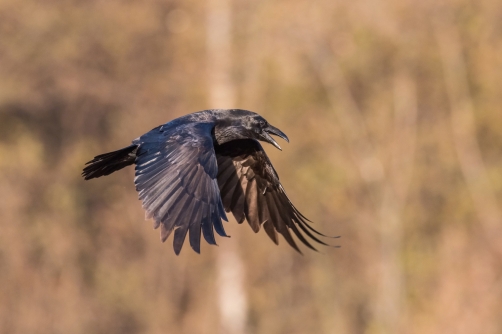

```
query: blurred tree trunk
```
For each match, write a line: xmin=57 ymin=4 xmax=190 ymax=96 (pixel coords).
xmin=433 ymin=16 xmax=502 ymax=259
xmin=377 ymin=71 xmax=417 ymax=333
xmin=207 ymin=0 xmax=248 ymax=333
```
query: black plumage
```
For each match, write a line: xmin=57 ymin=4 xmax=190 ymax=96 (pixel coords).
xmin=82 ymin=109 xmax=335 ymax=254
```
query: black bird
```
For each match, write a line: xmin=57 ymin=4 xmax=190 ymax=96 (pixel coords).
xmin=82 ymin=109 xmax=332 ymax=254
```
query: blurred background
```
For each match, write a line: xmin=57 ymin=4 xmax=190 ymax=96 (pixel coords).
xmin=1 ymin=0 xmax=501 ymax=333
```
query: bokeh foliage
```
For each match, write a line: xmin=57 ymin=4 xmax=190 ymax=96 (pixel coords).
xmin=0 ymin=0 xmax=501 ymax=333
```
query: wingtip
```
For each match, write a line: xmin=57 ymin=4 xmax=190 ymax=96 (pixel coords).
xmin=190 ymin=246 xmax=201 ymax=254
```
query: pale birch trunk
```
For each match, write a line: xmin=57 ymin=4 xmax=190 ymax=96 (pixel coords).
xmin=206 ymin=0 xmax=248 ymax=333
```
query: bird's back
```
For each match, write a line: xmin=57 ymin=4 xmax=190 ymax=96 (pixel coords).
xmin=133 ymin=110 xmax=217 ymax=144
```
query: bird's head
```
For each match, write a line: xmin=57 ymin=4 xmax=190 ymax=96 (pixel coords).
xmin=214 ymin=109 xmax=289 ymax=150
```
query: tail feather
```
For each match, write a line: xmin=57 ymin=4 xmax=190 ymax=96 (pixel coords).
xmin=82 ymin=145 xmax=138 ymax=180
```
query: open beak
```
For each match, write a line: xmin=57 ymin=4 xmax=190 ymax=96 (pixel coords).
xmin=261 ymin=124 xmax=289 ymax=150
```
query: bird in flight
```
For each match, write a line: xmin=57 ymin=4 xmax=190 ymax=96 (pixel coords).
xmin=82 ymin=109 xmax=333 ymax=254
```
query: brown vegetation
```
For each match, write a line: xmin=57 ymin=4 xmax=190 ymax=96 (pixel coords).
xmin=0 ymin=0 xmax=501 ymax=333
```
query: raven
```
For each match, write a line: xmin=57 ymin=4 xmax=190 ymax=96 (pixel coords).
xmin=83 ymin=109 xmax=332 ymax=254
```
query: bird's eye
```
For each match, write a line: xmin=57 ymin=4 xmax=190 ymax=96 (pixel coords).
xmin=259 ymin=120 xmax=266 ymax=127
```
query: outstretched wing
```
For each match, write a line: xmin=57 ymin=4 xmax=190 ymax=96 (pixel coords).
xmin=134 ymin=122 xmax=228 ymax=255
xmin=215 ymin=139 xmax=331 ymax=253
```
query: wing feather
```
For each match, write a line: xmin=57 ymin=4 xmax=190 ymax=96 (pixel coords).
xmin=133 ymin=122 xmax=226 ymax=254
xmin=263 ymin=220 xmax=279 ymax=244
xmin=267 ymin=192 xmax=301 ymax=253
xmin=189 ymin=201 xmax=203 ymax=253
xmin=230 ymin=173 xmax=247 ymax=223
xmin=173 ymin=199 xmax=197 ymax=255
xmin=215 ymin=139 xmax=332 ymax=252
xmin=244 ymin=180 xmax=260 ymax=232
xmin=201 ymin=202 xmax=217 ymax=245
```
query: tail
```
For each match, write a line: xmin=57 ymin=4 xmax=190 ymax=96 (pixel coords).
xmin=82 ymin=145 xmax=138 ymax=180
